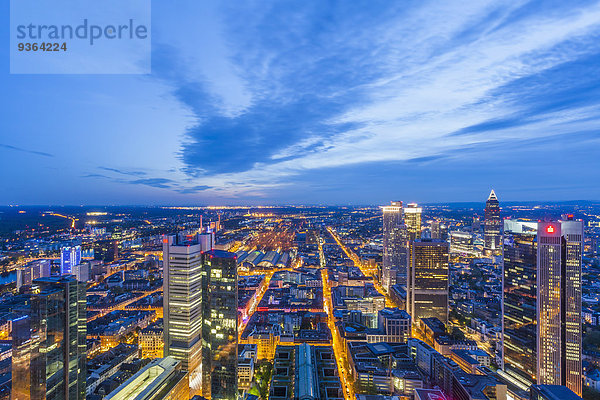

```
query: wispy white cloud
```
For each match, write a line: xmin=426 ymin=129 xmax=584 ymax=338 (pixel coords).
xmin=160 ymin=0 xmax=600 ymax=199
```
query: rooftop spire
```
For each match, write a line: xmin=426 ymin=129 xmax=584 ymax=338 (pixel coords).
xmin=488 ymin=189 xmax=498 ymax=201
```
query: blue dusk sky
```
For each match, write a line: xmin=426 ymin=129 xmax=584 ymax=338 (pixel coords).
xmin=1 ymin=1 xmax=600 ymax=205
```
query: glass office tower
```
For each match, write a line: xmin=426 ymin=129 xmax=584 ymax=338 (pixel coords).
xmin=407 ymin=239 xmax=449 ymax=324
xmin=381 ymin=201 xmax=407 ymax=290
xmin=12 ymin=276 xmax=87 ymax=400
xmin=502 ymin=225 xmax=538 ymax=386
xmin=201 ymin=249 xmax=238 ymax=400
xmin=502 ymin=218 xmax=583 ymax=396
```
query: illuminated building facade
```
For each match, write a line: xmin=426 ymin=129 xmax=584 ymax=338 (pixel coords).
xmin=245 ymin=326 xmax=280 ymax=360
xmin=407 ymin=240 xmax=449 ymax=324
xmin=381 ymin=201 xmax=407 ymax=290
xmin=163 ymin=233 xmax=212 ymax=391
xmin=502 ymin=218 xmax=583 ymax=396
xmin=201 ymin=249 xmax=238 ymax=399
xmin=11 ymin=276 xmax=87 ymax=400
xmin=537 ymin=220 xmax=582 ymax=395
xmin=502 ymin=223 xmax=537 ymax=387
xmin=404 ymin=203 xmax=422 ymax=242
xmin=16 ymin=259 xmax=51 ymax=289
xmin=449 ymin=231 xmax=475 ymax=255
xmin=60 ymin=245 xmax=81 ymax=275
xmin=484 ymin=190 xmax=502 ymax=253
xmin=139 ymin=325 xmax=165 ymax=359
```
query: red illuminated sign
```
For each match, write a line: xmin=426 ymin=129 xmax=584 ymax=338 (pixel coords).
xmin=546 ymin=225 xmax=554 ymax=233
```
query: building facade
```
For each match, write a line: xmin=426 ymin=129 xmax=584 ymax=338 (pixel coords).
xmin=162 ymin=233 xmax=212 ymax=391
xmin=60 ymin=246 xmax=81 ymax=275
xmin=484 ymin=190 xmax=502 ymax=253
xmin=201 ymin=249 xmax=238 ymax=400
xmin=536 ymin=220 xmax=582 ymax=395
xmin=140 ymin=324 xmax=165 ymax=359
xmin=502 ymin=219 xmax=583 ymax=396
xmin=11 ymin=276 xmax=87 ymax=400
xmin=376 ymin=307 xmax=411 ymax=342
xmin=449 ymin=231 xmax=475 ymax=255
xmin=430 ymin=221 xmax=447 ymax=241
xmin=381 ymin=201 xmax=407 ymax=290
xmin=407 ymin=240 xmax=449 ymax=325
xmin=404 ymin=203 xmax=422 ymax=242
xmin=502 ymin=224 xmax=537 ymax=387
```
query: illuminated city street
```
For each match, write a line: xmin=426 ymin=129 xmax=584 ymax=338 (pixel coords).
xmin=328 ymin=226 xmax=400 ymax=308
xmin=319 ymin=235 xmax=354 ymax=400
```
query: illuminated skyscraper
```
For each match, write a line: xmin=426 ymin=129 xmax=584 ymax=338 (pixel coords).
xmin=60 ymin=245 xmax=81 ymax=275
xmin=163 ymin=232 xmax=214 ymax=391
xmin=201 ymin=249 xmax=238 ymax=400
xmin=484 ymin=190 xmax=502 ymax=253
xmin=502 ymin=221 xmax=537 ymax=387
xmin=407 ymin=240 xmax=449 ymax=324
xmin=502 ymin=218 xmax=582 ymax=396
xmin=381 ymin=201 xmax=407 ymax=290
xmin=537 ymin=219 xmax=582 ymax=394
xmin=11 ymin=276 xmax=87 ymax=400
xmin=404 ymin=203 xmax=422 ymax=242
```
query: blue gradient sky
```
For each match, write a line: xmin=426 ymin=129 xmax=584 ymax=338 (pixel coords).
xmin=1 ymin=1 xmax=600 ymax=205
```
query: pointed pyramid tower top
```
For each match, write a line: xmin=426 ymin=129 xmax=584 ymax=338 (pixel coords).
xmin=488 ymin=189 xmax=498 ymax=201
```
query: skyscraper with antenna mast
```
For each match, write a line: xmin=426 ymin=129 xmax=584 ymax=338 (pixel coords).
xmin=484 ymin=190 xmax=502 ymax=254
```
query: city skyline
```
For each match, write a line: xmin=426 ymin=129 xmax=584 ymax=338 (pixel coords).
xmin=2 ymin=1 xmax=600 ymax=205
xmin=3 ymin=1 xmax=600 ymax=399
xmin=1 ymin=197 xmax=598 ymax=400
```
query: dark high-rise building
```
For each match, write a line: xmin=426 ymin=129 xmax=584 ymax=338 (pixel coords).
xmin=12 ymin=276 xmax=87 ymax=400
xmin=93 ymin=240 xmax=119 ymax=262
xmin=381 ymin=201 xmax=407 ymax=290
xmin=201 ymin=249 xmax=238 ymax=400
xmin=472 ymin=215 xmax=481 ymax=232
xmin=502 ymin=221 xmax=537 ymax=387
xmin=502 ymin=219 xmax=583 ymax=396
xmin=484 ymin=190 xmax=502 ymax=253
xmin=11 ymin=315 xmax=31 ymax=400
xmin=407 ymin=240 xmax=449 ymax=324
